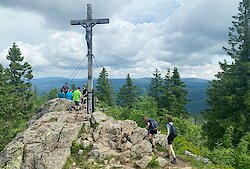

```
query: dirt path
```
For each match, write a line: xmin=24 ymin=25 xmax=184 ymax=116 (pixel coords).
xmin=156 ymin=151 xmax=193 ymax=169
xmin=167 ymin=157 xmax=192 ymax=169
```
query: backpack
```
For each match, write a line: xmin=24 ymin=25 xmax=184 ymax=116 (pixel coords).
xmin=169 ymin=124 xmax=178 ymax=138
xmin=150 ymin=119 xmax=158 ymax=129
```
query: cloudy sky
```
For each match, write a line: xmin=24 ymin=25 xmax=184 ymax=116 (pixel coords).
xmin=0 ymin=0 xmax=240 ymax=80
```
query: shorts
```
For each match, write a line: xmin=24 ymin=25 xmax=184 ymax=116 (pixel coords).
xmin=167 ymin=137 xmax=174 ymax=145
xmin=148 ymin=129 xmax=158 ymax=135
xmin=74 ymin=101 xmax=80 ymax=106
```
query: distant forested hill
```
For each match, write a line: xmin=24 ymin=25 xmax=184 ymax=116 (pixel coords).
xmin=31 ymin=77 xmax=209 ymax=114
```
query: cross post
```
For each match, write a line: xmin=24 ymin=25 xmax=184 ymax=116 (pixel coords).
xmin=70 ymin=4 xmax=109 ymax=114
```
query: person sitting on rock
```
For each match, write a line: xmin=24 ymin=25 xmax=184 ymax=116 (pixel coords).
xmin=58 ymin=91 xmax=66 ymax=99
xmin=61 ymin=82 xmax=69 ymax=94
xmin=66 ymin=89 xmax=73 ymax=100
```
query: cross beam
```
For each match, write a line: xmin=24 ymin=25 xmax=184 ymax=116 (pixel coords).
xmin=70 ymin=4 xmax=109 ymax=114
xmin=70 ymin=19 xmax=109 ymax=25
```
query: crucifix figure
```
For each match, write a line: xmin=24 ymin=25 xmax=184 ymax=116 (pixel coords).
xmin=84 ymin=23 xmax=92 ymax=52
xmin=70 ymin=4 xmax=109 ymax=113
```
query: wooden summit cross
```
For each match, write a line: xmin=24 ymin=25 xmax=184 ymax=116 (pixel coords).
xmin=70 ymin=4 xmax=109 ymax=114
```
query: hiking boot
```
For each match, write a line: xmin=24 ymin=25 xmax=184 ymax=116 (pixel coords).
xmin=171 ymin=158 xmax=177 ymax=164
xmin=166 ymin=155 xmax=170 ymax=160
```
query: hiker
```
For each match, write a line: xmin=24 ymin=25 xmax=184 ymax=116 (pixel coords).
xmin=73 ymin=87 xmax=82 ymax=111
xmin=144 ymin=117 xmax=158 ymax=149
xmin=81 ymin=85 xmax=88 ymax=105
xmin=61 ymin=82 xmax=69 ymax=94
xmin=58 ymin=91 xmax=66 ymax=99
xmin=166 ymin=116 xmax=177 ymax=164
xmin=66 ymin=89 xmax=73 ymax=100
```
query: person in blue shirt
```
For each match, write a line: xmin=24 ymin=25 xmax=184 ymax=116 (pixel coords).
xmin=66 ymin=90 xmax=73 ymax=100
xmin=166 ymin=116 xmax=177 ymax=164
xmin=58 ymin=91 xmax=66 ymax=99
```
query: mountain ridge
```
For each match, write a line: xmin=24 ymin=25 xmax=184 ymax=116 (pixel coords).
xmin=31 ymin=77 xmax=209 ymax=114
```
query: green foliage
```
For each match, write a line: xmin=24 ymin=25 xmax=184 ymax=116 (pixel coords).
xmin=106 ymin=94 xmax=158 ymax=128
xmin=174 ymin=136 xmax=202 ymax=156
xmin=149 ymin=69 xmax=163 ymax=110
xmin=96 ymin=67 xmax=115 ymax=106
xmin=5 ymin=43 xmax=33 ymax=84
xmin=146 ymin=155 xmax=160 ymax=169
xmin=116 ymin=74 xmax=139 ymax=109
xmin=235 ymin=132 xmax=250 ymax=169
xmin=203 ymin=0 xmax=250 ymax=149
xmin=105 ymin=105 xmax=125 ymax=120
xmin=209 ymin=144 xmax=235 ymax=166
xmin=160 ymin=67 xmax=189 ymax=117
xmin=174 ymin=116 xmax=203 ymax=148
xmin=71 ymin=83 xmax=76 ymax=91
xmin=222 ymin=126 xmax=234 ymax=148
xmin=70 ymin=140 xmax=92 ymax=155
xmin=186 ymin=156 xmax=234 ymax=169
xmin=0 ymin=43 xmax=44 ymax=151
xmin=63 ymin=141 xmax=94 ymax=169
xmin=155 ymin=143 xmax=168 ymax=152
xmin=47 ymin=88 xmax=58 ymax=100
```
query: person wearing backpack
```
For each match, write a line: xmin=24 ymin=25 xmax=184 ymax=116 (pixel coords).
xmin=144 ymin=117 xmax=158 ymax=150
xmin=166 ymin=116 xmax=177 ymax=164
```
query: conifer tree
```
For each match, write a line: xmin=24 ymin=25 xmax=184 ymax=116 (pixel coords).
xmin=116 ymin=74 xmax=139 ymax=108
xmin=161 ymin=67 xmax=189 ymax=117
xmin=6 ymin=43 xmax=33 ymax=84
xmin=203 ymin=0 xmax=250 ymax=149
xmin=149 ymin=69 xmax=163 ymax=107
xmin=0 ymin=64 xmax=11 ymax=120
xmin=96 ymin=67 xmax=114 ymax=106
xmin=0 ymin=43 xmax=36 ymax=151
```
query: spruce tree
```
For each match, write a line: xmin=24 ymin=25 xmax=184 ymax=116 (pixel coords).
xmin=203 ymin=0 xmax=250 ymax=149
xmin=96 ymin=67 xmax=114 ymax=106
xmin=149 ymin=69 xmax=163 ymax=108
xmin=161 ymin=67 xmax=189 ymax=117
xmin=116 ymin=74 xmax=139 ymax=108
xmin=6 ymin=43 xmax=33 ymax=84
xmin=0 ymin=43 xmax=35 ymax=151
xmin=160 ymin=68 xmax=173 ymax=110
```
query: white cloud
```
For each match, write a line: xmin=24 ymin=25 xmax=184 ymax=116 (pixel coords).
xmin=0 ymin=6 xmax=46 ymax=49
xmin=0 ymin=0 xmax=241 ymax=80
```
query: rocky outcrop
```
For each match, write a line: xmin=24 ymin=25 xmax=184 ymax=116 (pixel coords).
xmin=89 ymin=115 xmax=151 ymax=160
xmin=0 ymin=99 xmax=193 ymax=169
xmin=28 ymin=98 xmax=75 ymax=125
xmin=184 ymin=150 xmax=211 ymax=164
xmin=0 ymin=99 xmax=88 ymax=169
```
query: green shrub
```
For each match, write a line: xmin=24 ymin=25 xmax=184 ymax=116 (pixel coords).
xmin=235 ymin=132 xmax=250 ymax=169
xmin=235 ymin=155 xmax=250 ymax=169
xmin=209 ymin=145 xmax=235 ymax=166
xmin=155 ymin=143 xmax=168 ymax=152
xmin=147 ymin=155 xmax=160 ymax=169
xmin=174 ymin=136 xmax=202 ymax=155
xmin=63 ymin=141 xmax=93 ymax=169
xmin=71 ymin=140 xmax=92 ymax=155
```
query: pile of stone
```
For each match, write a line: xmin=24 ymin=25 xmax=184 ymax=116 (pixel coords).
xmin=0 ymin=99 xmax=170 ymax=169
